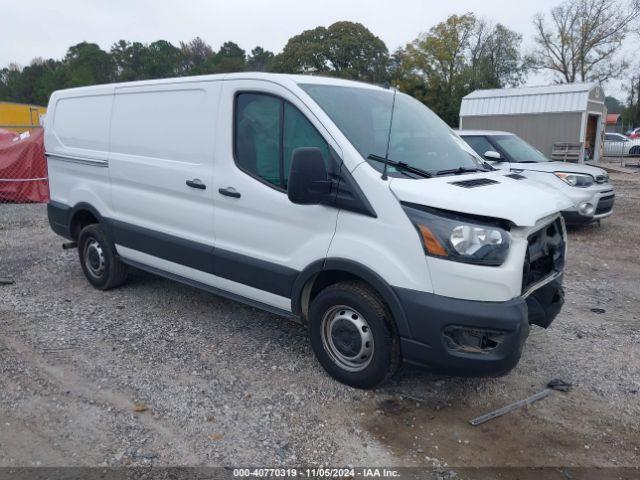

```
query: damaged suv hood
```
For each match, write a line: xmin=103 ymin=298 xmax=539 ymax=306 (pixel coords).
xmin=389 ymin=170 xmax=573 ymax=227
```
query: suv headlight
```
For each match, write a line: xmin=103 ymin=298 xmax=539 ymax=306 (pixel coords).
xmin=402 ymin=204 xmax=511 ymax=266
xmin=554 ymin=172 xmax=595 ymax=187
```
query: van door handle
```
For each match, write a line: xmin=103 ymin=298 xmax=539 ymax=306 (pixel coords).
xmin=218 ymin=187 xmax=241 ymax=198
xmin=186 ymin=179 xmax=206 ymax=190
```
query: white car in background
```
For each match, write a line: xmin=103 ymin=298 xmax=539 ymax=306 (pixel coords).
xmin=604 ymin=132 xmax=640 ymax=157
xmin=459 ymin=130 xmax=615 ymax=225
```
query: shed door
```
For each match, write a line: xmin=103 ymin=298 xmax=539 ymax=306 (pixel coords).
xmin=585 ymin=114 xmax=602 ymax=162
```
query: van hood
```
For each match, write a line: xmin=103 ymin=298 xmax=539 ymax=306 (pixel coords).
xmin=514 ymin=161 xmax=607 ymax=177
xmin=389 ymin=171 xmax=573 ymax=227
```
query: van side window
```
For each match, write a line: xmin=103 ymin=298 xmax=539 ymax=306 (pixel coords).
xmin=463 ymin=136 xmax=495 ymax=157
xmin=235 ymin=93 xmax=282 ymax=187
xmin=235 ymin=93 xmax=330 ymax=190
xmin=283 ymin=103 xmax=330 ymax=187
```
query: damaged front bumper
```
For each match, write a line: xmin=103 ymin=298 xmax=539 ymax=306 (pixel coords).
xmin=395 ymin=275 xmax=564 ymax=377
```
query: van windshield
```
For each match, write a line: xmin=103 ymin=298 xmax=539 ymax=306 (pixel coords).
xmin=299 ymin=84 xmax=483 ymax=176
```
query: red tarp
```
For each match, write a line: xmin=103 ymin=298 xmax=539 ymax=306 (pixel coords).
xmin=0 ymin=128 xmax=18 ymax=142
xmin=0 ymin=128 xmax=49 ymax=203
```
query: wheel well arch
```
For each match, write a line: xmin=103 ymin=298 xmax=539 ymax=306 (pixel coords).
xmin=291 ymin=258 xmax=411 ymax=338
xmin=68 ymin=203 xmax=107 ymax=241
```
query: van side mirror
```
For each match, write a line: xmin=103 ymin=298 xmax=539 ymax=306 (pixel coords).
xmin=287 ymin=147 xmax=332 ymax=205
xmin=484 ymin=150 xmax=503 ymax=161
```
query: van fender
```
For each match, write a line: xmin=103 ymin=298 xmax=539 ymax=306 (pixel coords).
xmin=67 ymin=201 xmax=115 ymax=241
xmin=291 ymin=258 xmax=411 ymax=338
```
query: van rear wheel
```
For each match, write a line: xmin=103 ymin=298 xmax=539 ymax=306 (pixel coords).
xmin=309 ymin=281 xmax=400 ymax=388
xmin=77 ymin=224 xmax=128 ymax=290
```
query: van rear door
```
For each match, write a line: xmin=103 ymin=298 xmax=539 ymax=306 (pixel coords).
xmin=108 ymin=81 xmax=221 ymax=275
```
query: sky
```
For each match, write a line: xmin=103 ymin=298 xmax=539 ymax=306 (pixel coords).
xmin=2 ymin=0 xmax=634 ymax=98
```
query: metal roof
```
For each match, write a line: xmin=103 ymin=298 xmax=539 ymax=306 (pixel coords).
xmin=460 ymin=83 xmax=603 ymax=117
xmin=606 ymin=113 xmax=621 ymax=124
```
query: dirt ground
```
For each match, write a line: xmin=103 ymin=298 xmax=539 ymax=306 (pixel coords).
xmin=0 ymin=172 xmax=639 ymax=474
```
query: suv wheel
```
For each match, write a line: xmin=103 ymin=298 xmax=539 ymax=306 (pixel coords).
xmin=77 ymin=224 xmax=128 ymax=290
xmin=309 ymin=281 xmax=400 ymax=388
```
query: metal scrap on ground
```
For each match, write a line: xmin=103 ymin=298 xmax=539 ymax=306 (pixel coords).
xmin=469 ymin=379 xmax=572 ymax=426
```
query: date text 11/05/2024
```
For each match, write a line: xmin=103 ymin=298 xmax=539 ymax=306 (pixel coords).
xmin=233 ymin=468 xmax=401 ymax=477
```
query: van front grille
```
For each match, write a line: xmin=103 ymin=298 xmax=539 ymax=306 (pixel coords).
xmin=522 ymin=218 xmax=565 ymax=293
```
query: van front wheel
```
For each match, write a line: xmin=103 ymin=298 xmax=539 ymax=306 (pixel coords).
xmin=78 ymin=224 xmax=128 ymax=290
xmin=309 ymin=281 xmax=400 ymax=388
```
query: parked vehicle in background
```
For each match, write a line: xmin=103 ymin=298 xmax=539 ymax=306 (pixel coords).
xmin=604 ymin=132 xmax=640 ymax=157
xmin=45 ymin=74 xmax=572 ymax=388
xmin=626 ymin=127 xmax=640 ymax=140
xmin=459 ymin=130 xmax=615 ymax=225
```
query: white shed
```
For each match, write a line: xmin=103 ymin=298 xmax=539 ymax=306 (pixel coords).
xmin=459 ymin=83 xmax=607 ymax=163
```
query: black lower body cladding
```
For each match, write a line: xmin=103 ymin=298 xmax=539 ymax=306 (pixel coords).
xmin=47 ymin=201 xmax=72 ymax=239
xmin=48 ymin=200 xmax=565 ymax=378
xmin=526 ymin=277 xmax=564 ymax=328
xmin=46 ymin=202 xmax=298 ymax=299
xmin=395 ymin=279 xmax=564 ymax=376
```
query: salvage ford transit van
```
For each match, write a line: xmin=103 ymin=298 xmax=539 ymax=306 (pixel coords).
xmin=45 ymin=73 xmax=572 ymax=388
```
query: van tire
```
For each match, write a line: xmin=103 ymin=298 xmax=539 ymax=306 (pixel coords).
xmin=308 ymin=281 xmax=400 ymax=389
xmin=77 ymin=224 xmax=128 ymax=290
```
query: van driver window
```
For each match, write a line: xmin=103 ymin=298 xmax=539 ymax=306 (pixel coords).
xmin=235 ymin=93 xmax=329 ymax=189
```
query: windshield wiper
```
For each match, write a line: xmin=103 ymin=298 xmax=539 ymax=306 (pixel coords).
xmin=435 ymin=166 xmax=486 ymax=176
xmin=367 ymin=154 xmax=432 ymax=178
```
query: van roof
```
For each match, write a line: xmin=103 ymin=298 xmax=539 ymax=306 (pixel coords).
xmin=50 ymin=72 xmax=387 ymax=96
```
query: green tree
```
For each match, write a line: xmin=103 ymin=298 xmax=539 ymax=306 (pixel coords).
xmin=324 ymin=21 xmax=389 ymax=82
xmin=0 ymin=64 xmax=25 ymax=102
xmin=392 ymin=14 xmax=528 ymax=125
xmin=274 ymin=21 xmax=389 ymax=83
xmin=605 ymin=95 xmax=624 ymax=114
xmin=210 ymin=41 xmax=246 ymax=73
xmin=64 ymin=42 xmax=114 ymax=86
xmin=247 ymin=46 xmax=275 ymax=72
xmin=468 ymin=23 xmax=529 ymax=90
xmin=179 ymin=37 xmax=215 ymax=75
xmin=110 ymin=40 xmax=148 ymax=81
xmin=273 ymin=26 xmax=329 ymax=74
xmin=35 ymin=61 xmax=68 ymax=104
xmin=140 ymin=40 xmax=181 ymax=79
xmin=110 ymin=40 xmax=181 ymax=80
xmin=622 ymin=74 xmax=640 ymax=126
xmin=0 ymin=60 xmax=67 ymax=105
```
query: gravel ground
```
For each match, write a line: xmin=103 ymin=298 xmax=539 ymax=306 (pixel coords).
xmin=0 ymin=172 xmax=638 ymax=471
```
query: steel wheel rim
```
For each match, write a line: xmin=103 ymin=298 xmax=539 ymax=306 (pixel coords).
xmin=84 ymin=237 xmax=105 ymax=278
xmin=321 ymin=305 xmax=374 ymax=372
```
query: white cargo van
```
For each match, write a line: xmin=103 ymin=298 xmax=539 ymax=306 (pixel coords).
xmin=45 ymin=73 xmax=571 ymax=388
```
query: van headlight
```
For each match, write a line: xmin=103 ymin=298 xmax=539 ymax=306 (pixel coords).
xmin=402 ymin=204 xmax=511 ymax=266
xmin=554 ymin=172 xmax=594 ymax=187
